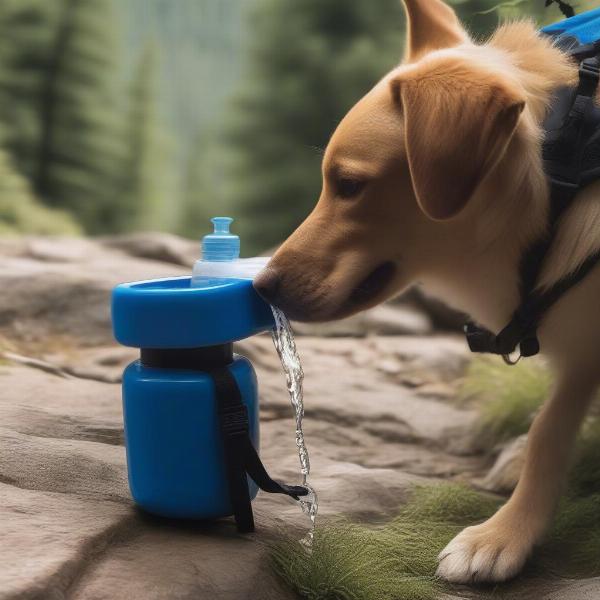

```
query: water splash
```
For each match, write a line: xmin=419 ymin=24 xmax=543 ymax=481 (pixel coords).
xmin=271 ymin=306 xmax=318 ymax=546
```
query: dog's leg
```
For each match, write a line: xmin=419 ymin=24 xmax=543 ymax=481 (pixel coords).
xmin=436 ymin=365 xmax=598 ymax=583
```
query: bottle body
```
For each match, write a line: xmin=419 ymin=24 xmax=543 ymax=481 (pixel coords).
xmin=122 ymin=354 xmax=259 ymax=519
xmin=112 ymin=217 xmax=273 ymax=523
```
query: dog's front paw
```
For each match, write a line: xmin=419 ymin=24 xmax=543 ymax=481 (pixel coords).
xmin=436 ymin=517 xmax=534 ymax=583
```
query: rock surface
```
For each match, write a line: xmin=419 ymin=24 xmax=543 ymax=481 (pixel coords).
xmin=292 ymin=302 xmax=433 ymax=337
xmin=0 ymin=235 xmax=597 ymax=600
xmin=479 ymin=434 xmax=527 ymax=494
xmin=0 ymin=340 xmax=478 ymax=600
xmin=0 ymin=236 xmax=431 ymax=347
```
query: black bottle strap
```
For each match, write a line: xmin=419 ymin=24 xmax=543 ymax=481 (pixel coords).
xmin=209 ymin=365 xmax=308 ymax=533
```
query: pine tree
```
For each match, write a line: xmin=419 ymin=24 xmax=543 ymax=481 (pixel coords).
xmin=35 ymin=0 xmax=126 ymax=233
xmin=0 ymin=0 xmax=58 ymax=181
xmin=178 ymin=129 xmax=221 ymax=240
xmin=120 ymin=0 xmax=248 ymax=148
xmin=222 ymin=0 xmax=406 ymax=253
xmin=124 ymin=41 xmax=173 ymax=231
xmin=0 ymin=144 xmax=80 ymax=235
xmin=0 ymin=0 xmax=126 ymax=233
xmin=448 ymin=0 xmax=534 ymax=33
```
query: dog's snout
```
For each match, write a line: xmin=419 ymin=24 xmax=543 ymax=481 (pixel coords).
xmin=253 ymin=266 xmax=281 ymax=304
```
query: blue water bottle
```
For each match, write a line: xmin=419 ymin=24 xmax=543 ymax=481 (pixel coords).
xmin=111 ymin=217 xmax=307 ymax=532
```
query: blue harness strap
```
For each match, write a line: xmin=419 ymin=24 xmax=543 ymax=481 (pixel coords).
xmin=464 ymin=8 xmax=600 ymax=363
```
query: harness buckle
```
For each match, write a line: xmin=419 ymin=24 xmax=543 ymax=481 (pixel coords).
xmin=519 ymin=336 xmax=540 ymax=358
xmin=580 ymin=58 xmax=600 ymax=81
xmin=463 ymin=322 xmax=497 ymax=354
xmin=501 ymin=335 xmax=539 ymax=366
xmin=502 ymin=352 xmax=521 ymax=366
xmin=576 ymin=58 xmax=600 ymax=98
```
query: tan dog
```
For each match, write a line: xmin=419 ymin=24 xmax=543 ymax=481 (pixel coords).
xmin=254 ymin=0 xmax=600 ymax=584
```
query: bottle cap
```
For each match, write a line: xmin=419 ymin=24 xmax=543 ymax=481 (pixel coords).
xmin=202 ymin=217 xmax=240 ymax=261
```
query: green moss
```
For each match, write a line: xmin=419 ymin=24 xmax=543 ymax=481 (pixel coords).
xmin=271 ymin=484 xmax=498 ymax=600
xmin=568 ymin=419 xmax=600 ymax=497
xmin=272 ymin=481 xmax=600 ymax=599
xmin=459 ymin=357 xmax=551 ymax=450
xmin=400 ymin=483 xmax=499 ymax=524
xmin=272 ymin=360 xmax=600 ymax=599
xmin=0 ymin=147 xmax=81 ymax=235
xmin=537 ymin=421 xmax=600 ymax=577
xmin=536 ymin=494 xmax=600 ymax=578
xmin=271 ymin=426 xmax=600 ymax=599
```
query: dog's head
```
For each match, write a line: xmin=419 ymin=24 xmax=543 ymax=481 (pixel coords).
xmin=254 ymin=0 xmax=529 ymax=321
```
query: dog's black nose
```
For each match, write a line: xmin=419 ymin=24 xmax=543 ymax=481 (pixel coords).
xmin=253 ymin=266 xmax=281 ymax=304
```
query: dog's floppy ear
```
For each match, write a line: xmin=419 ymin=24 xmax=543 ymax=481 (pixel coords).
xmin=402 ymin=0 xmax=467 ymax=62
xmin=391 ymin=67 xmax=525 ymax=220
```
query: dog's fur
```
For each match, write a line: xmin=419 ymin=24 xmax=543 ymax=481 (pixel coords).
xmin=254 ymin=0 xmax=600 ymax=583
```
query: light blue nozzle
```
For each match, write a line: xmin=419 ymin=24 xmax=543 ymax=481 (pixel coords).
xmin=202 ymin=216 xmax=240 ymax=261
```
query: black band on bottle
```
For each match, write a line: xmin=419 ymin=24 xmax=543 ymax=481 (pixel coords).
xmin=140 ymin=344 xmax=233 ymax=370
xmin=209 ymin=365 xmax=308 ymax=533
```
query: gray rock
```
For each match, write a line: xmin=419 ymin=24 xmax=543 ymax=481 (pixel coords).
xmin=0 ymin=352 xmax=441 ymax=600
xmin=0 ymin=234 xmax=591 ymax=600
xmin=100 ymin=231 xmax=199 ymax=267
xmin=479 ymin=435 xmax=527 ymax=494
xmin=540 ymin=577 xmax=600 ymax=599
xmin=1 ymin=483 xmax=132 ymax=599
xmin=44 ymin=346 xmax=139 ymax=383
xmin=0 ymin=236 xmax=456 ymax=348
xmin=397 ymin=287 xmax=466 ymax=331
xmin=0 ymin=323 xmax=481 ymax=600
xmin=292 ymin=303 xmax=432 ymax=337
xmin=0 ymin=238 xmax=188 ymax=346
xmin=25 ymin=236 xmax=100 ymax=263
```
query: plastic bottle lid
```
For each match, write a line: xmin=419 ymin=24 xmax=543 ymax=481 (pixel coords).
xmin=202 ymin=217 xmax=240 ymax=261
xmin=112 ymin=276 xmax=274 ymax=348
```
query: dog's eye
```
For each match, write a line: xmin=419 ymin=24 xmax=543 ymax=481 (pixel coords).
xmin=337 ymin=178 xmax=365 ymax=199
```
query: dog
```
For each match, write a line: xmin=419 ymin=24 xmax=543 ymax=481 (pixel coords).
xmin=253 ymin=0 xmax=600 ymax=584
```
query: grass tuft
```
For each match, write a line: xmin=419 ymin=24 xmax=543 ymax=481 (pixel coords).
xmin=539 ymin=420 xmax=600 ymax=577
xmin=272 ymin=480 xmax=600 ymax=599
xmin=459 ymin=357 xmax=551 ymax=450
xmin=568 ymin=419 xmax=600 ymax=497
xmin=271 ymin=484 xmax=498 ymax=600
xmin=272 ymin=358 xmax=600 ymax=599
xmin=540 ymin=493 xmax=600 ymax=577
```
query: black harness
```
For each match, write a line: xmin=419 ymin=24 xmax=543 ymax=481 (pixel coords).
xmin=464 ymin=38 xmax=600 ymax=364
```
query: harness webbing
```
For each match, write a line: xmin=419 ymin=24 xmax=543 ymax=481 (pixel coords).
xmin=547 ymin=0 xmax=575 ymax=20
xmin=464 ymin=47 xmax=600 ymax=363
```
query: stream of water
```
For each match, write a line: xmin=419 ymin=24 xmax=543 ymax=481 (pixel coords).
xmin=270 ymin=306 xmax=318 ymax=546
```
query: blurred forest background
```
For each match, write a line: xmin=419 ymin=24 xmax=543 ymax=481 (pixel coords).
xmin=0 ymin=0 xmax=594 ymax=253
